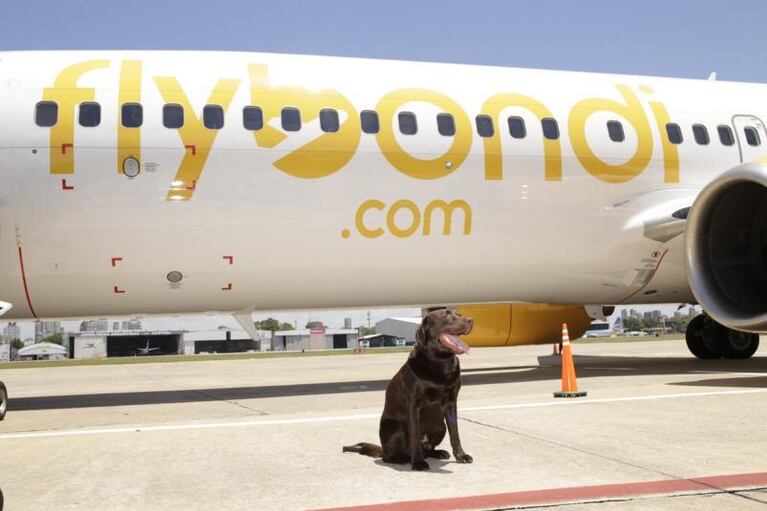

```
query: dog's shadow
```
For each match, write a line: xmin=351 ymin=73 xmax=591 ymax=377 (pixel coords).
xmin=373 ymin=458 xmax=453 ymax=474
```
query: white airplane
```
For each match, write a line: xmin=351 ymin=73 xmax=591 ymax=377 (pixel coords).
xmin=0 ymin=49 xmax=764 ymax=382
xmin=135 ymin=340 xmax=160 ymax=356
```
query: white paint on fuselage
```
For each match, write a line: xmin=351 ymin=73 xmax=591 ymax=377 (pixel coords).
xmin=0 ymin=51 xmax=765 ymax=319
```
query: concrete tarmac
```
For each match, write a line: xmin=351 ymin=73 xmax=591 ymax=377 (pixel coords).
xmin=0 ymin=338 xmax=766 ymax=510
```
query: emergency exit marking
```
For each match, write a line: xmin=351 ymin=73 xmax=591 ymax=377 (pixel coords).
xmin=61 ymin=179 xmax=74 ymax=190
xmin=223 ymin=256 xmax=234 ymax=265
xmin=221 ymin=283 xmax=232 ymax=291
xmin=113 ymin=286 xmax=126 ymax=294
xmin=61 ymin=143 xmax=73 ymax=154
xmin=111 ymin=257 xmax=123 ymax=267
xmin=184 ymin=144 xmax=197 ymax=156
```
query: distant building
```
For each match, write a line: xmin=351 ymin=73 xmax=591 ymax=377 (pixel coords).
xmin=651 ymin=310 xmax=662 ymax=320
xmin=375 ymin=317 xmax=421 ymax=345
xmin=629 ymin=309 xmax=639 ymax=318
xmin=35 ymin=320 xmax=61 ymax=341
xmin=2 ymin=322 xmax=21 ymax=342
xmin=620 ymin=309 xmax=628 ymax=320
xmin=121 ymin=319 xmax=142 ymax=331
xmin=272 ymin=328 xmax=358 ymax=351
xmin=80 ymin=319 xmax=109 ymax=332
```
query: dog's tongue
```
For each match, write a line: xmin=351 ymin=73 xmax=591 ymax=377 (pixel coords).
xmin=438 ymin=333 xmax=470 ymax=354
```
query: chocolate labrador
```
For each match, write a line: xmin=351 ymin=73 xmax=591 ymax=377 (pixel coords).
xmin=343 ymin=309 xmax=474 ymax=470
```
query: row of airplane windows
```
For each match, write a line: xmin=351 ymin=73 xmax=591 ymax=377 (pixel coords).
xmin=33 ymin=100 xmax=760 ymax=148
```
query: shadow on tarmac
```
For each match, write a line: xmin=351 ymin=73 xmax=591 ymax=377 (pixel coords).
xmin=7 ymin=355 xmax=766 ymax=412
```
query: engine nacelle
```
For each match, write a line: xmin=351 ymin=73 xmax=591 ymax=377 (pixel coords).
xmin=456 ymin=303 xmax=592 ymax=347
xmin=686 ymin=162 xmax=767 ymax=332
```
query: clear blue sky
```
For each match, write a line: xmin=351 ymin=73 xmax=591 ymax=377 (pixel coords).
xmin=1 ymin=0 xmax=767 ymax=82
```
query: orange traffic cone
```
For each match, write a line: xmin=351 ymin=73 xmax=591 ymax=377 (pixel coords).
xmin=553 ymin=323 xmax=587 ymax=398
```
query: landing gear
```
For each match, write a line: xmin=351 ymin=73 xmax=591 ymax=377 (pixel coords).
xmin=0 ymin=381 xmax=6 ymax=421
xmin=685 ymin=314 xmax=759 ymax=359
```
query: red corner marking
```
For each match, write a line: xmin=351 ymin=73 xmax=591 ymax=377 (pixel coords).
xmin=61 ymin=179 xmax=74 ymax=190
xmin=111 ymin=257 xmax=123 ymax=267
xmin=185 ymin=180 xmax=197 ymax=191
xmin=223 ymin=256 xmax=234 ymax=265
xmin=61 ymin=143 xmax=73 ymax=154
xmin=221 ymin=283 xmax=232 ymax=291
xmin=184 ymin=144 xmax=197 ymax=156
xmin=113 ymin=286 xmax=126 ymax=294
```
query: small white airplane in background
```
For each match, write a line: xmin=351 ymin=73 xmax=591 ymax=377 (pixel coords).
xmin=135 ymin=340 xmax=160 ymax=356
xmin=0 ymin=49 xmax=764 ymax=366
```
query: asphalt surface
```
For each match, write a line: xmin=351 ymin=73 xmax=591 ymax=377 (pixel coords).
xmin=0 ymin=338 xmax=766 ymax=510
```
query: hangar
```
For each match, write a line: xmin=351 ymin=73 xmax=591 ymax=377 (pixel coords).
xmin=68 ymin=330 xmax=184 ymax=359
xmin=272 ymin=327 xmax=358 ymax=351
xmin=375 ymin=317 xmax=421 ymax=345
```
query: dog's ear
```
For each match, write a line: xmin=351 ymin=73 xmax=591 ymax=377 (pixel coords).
xmin=416 ymin=315 xmax=430 ymax=344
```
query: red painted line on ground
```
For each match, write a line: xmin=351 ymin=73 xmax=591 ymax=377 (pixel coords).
xmin=17 ymin=246 xmax=38 ymax=319
xmin=314 ymin=471 xmax=767 ymax=511
xmin=61 ymin=178 xmax=74 ymax=190
xmin=111 ymin=257 xmax=123 ymax=267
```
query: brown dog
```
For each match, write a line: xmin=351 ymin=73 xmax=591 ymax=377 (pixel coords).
xmin=343 ymin=309 xmax=473 ymax=470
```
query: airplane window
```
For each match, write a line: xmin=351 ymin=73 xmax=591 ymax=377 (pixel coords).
xmin=243 ymin=106 xmax=263 ymax=131
xmin=35 ymin=101 xmax=58 ymax=127
xmin=692 ymin=124 xmax=709 ymax=145
xmin=398 ymin=112 xmax=417 ymax=135
xmin=607 ymin=120 xmax=625 ymax=142
xmin=281 ymin=107 xmax=301 ymax=131
xmin=665 ymin=123 xmax=683 ymax=144
xmin=744 ymin=127 xmax=761 ymax=146
xmin=437 ymin=113 xmax=455 ymax=136
xmin=163 ymin=104 xmax=184 ymax=129
xmin=507 ymin=116 xmax=526 ymax=138
xmin=121 ymin=103 xmax=143 ymax=128
xmin=203 ymin=105 xmax=225 ymax=130
xmin=717 ymin=125 xmax=735 ymax=146
xmin=360 ymin=110 xmax=379 ymax=134
xmin=320 ymin=109 xmax=340 ymax=133
xmin=541 ymin=118 xmax=559 ymax=140
xmin=476 ymin=115 xmax=495 ymax=138
xmin=79 ymin=102 xmax=101 ymax=127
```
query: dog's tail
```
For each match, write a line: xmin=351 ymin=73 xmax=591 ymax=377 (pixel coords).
xmin=342 ymin=442 xmax=382 ymax=457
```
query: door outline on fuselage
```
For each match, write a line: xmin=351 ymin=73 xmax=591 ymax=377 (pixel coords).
xmin=731 ymin=114 xmax=767 ymax=163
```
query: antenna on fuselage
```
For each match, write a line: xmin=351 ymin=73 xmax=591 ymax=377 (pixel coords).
xmin=707 ymin=71 xmax=717 ymax=81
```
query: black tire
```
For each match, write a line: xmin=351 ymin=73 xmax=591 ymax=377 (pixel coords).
xmin=0 ymin=381 xmax=6 ymax=421
xmin=722 ymin=330 xmax=759 ymax=359
xmin=685 ymin=315 xmax=723 ymax=359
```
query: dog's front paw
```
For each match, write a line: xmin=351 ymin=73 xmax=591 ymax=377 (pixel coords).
xmin=428 ymin=449 xmax=450 ymax=460
xmin=411 ymin=460 xmax=430 ymax=471
xmin=455 ymin=452 xmax=473 ymax=464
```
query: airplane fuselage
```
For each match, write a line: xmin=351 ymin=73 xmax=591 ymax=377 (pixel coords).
xmin=1 ymin=51 xmax=766 ymax=320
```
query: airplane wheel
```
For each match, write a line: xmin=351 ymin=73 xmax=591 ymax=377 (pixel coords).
xmin=0 ymin=381 xmax=6 ymax=421
xmin=721 ymin=330 xmax=759 ymax=359
xmin=685 ymin=315 xmax=723 ymax=359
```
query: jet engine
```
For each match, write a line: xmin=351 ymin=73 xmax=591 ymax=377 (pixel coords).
xmin=686 ymin=162 xmax=767 ymax=332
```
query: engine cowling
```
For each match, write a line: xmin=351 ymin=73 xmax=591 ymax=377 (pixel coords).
xmin=456 ymin=304 xmax=592 ymax=347
xmin=686 ymin=162 xmax=767 ymax=332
